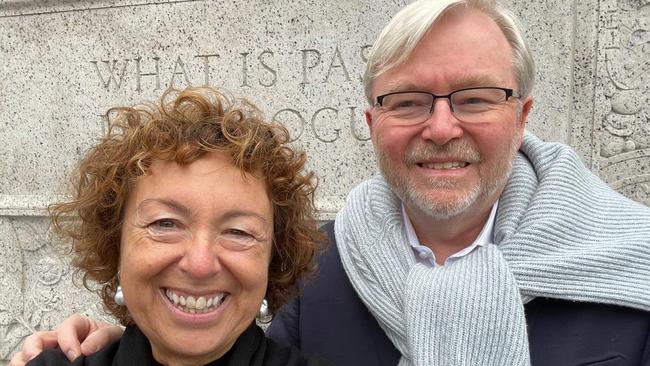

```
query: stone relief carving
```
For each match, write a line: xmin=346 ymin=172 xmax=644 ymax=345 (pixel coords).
xmin=0 ymin=218 xmax=111 ymax=364
xmin=600 ymin=0 xmax=650 ymax=205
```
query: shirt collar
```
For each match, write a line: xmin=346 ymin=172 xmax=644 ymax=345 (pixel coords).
xmin=401 ymin=201 xmax=499 ymax=265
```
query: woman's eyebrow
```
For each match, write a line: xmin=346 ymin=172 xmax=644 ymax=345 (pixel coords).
xmin=221 ymin=209 xmax=270 ymax=224
xmin=137 ymin=200 xmax=269 ymax=224
xmin=137 ymin=198 xmax=191 ymax=217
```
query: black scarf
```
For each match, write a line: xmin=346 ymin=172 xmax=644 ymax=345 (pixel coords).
xmin=29 ymin=323 xmax=331 ymax=366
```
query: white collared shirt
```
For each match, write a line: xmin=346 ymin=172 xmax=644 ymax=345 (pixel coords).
xmin=401 ymin=202 xmax=498 ymax=267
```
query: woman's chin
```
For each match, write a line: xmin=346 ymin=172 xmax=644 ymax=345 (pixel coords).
xmin=148 ymin=326 xmax=236 ymax=365
xmin=139 ymin=288 xmax=252 ymax=364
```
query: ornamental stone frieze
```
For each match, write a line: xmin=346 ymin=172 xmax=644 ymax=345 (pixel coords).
xmin=597 ymin=0 xmax=650 ymax=205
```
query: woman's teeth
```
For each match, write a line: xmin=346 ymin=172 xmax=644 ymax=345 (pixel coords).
xmin=165 ymin=289 xmax=225 ymax=314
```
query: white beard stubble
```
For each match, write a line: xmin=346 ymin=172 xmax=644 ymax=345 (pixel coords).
xmin=377 ymin=129 xmax=520 ymax=221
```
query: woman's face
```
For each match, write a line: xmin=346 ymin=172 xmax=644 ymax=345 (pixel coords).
xmin=119 ymin=152 xmax=273 ymax=365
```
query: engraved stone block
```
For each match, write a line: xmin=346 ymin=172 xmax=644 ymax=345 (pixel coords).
xmin=0 ymin=0 xmax=648 ymax=363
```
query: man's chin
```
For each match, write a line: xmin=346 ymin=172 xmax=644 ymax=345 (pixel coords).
xmin=404 ymin=188 xmax=481 ymax=221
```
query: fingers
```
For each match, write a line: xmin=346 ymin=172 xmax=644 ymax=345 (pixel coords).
xmin=8 ymin=314 xmax=125 ymax=366
xmin=57 ymin=314 xmax=124 ymax=358
xmin=8 ymin=352 xmax=30 ymax=366
xmin=56 ymin=314 xmax=95 ymax=361
xmin=79 ymin=324 xmax=125 ymax=355
xmin=9 ymin=331 xmax=58 ymax=366
xmin=56 ymin=314 xmax=123 ymax=361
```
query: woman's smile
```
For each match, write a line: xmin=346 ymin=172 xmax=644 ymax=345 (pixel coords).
xmin=161 ymin=287 xmax=230 ymax=324
xmin=164 ymin=288 xmax=227 ymax=314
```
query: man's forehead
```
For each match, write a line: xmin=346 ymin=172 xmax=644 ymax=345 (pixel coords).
xmin=370 ymin=6 xmax=516 ymax=98
xmin=380 ymin=74 xmax=507 ymax=94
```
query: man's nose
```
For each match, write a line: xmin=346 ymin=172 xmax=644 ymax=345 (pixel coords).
xmin=419 ymin=98 xmax=464 ymax=145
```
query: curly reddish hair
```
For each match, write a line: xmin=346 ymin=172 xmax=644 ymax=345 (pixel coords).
xmin=50 ymin=87 xmax=324 ymax=325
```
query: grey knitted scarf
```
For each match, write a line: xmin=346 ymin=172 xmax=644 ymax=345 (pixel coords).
xmin=335 ymin=132 xmax=650 ymax=366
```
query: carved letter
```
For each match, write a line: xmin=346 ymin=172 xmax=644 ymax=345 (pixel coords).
xmin=347 ymin=106 xmax=371 ymax=141
xmin=98 ymin=113 xmax=109 ymax=135
xmin=240 ymin=52 xmax=251 ymax=87
xmin=325 ymin=46 xmax=351 ymax=83
xmin=91 ymin=59 xmax=129 ymax=90
xmin=301 ymin=49 xmax=321 ymax=84
xmin=272 ymin=109 xmax=305 ymax=142
xmin=258 ymin=51 xmax=278 ymax=87
xmin=134 ymin=56 xmax=161 ymax=92
xmin=360 ymin=45 xmax=372 ymax=63
xmin=195 ymin=54 xmax=220 ymax=86
xmin=169 ymin=56 xmax=191 ymax=87
xmin=311 ymin=107 xmax=341 ymax=143
xmin=359 ymin=45 xmax=372 ymax=82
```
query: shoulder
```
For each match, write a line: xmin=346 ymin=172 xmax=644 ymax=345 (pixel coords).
xmin=26 ymin=344 xmax=119 ymax=366
xmin=313 ymin=221 xmax=342 ymax=274
xmin=265 ymin=222 xmax=337 ymax=347
xmin=28 ymin=326 xmax=138 ymax=366
xmin=263 ymin=335 xmax=333 ymax=366
xmin=526 ymin=297 xmax=650 ymax=365
xmin=27 ymin=349 xmax=74 ymax=366
xmin=301 ymin=220 xmax=351 ymax=298
xmin=232 ymin=323 xmax=332 ymax=366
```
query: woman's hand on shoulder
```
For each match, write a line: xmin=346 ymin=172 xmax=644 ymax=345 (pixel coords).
xmin=9 ymin=314 xmax=124 ymax=366
xmin=9 ymin=330 xmax=58 ymax=366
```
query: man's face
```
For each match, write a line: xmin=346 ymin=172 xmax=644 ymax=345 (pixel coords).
xmin=366 ymin=7 xmax=532 ymax=221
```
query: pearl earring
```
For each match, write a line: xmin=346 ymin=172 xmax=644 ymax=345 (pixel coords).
xmin=258 ymin=299 xmax=269 ymax=318
xmin=114 ymin=273 xmax=125 ymax=306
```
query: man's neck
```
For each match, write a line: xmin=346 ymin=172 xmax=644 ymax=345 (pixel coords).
xmin=405 ymin=200 xmax=496 ymax=264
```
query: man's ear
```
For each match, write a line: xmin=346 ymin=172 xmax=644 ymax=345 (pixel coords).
xmin=364 ymin=107 xmax=374 ymax=131
xmin=514 ymin=96 xmax=533 ymax=146
xmin=518 ymin=96 xmax=533 ymax=130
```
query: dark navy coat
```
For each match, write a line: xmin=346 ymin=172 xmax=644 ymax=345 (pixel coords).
xmin=268 ymin=221 xmax=650 ymax=366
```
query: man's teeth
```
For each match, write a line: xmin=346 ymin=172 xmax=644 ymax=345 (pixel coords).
xmin=165 ymin=289 xmax=225 ymax=313
xmin=421 ymin=161 xmax=468 ymax=169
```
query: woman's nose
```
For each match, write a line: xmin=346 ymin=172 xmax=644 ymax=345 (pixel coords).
xmin=178 ymin=234 xmax=221 ymax=279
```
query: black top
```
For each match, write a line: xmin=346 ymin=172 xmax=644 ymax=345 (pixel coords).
xmin=29 ymin=323 xmax=331 ymax=366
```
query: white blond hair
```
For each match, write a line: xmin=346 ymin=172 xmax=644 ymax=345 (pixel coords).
xmin=363 ymin=0 xmax=535 ymax=104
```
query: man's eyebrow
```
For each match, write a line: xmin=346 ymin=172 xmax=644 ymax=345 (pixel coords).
xmin=450 ymin=75 xmax=504 ymax=90
xmin=137 ymin=198 xmax=191 ymax=217
xmin=380 ymin=75 xmax=505 ymax=95
xmin=381 ymin=81 xmax=420 ymax=93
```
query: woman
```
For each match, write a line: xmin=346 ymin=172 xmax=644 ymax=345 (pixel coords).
xmin=26 ymin=87 xmax=330 ymax=366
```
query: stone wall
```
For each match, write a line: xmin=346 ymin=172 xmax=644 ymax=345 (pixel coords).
xmin=1 ymin=0 xmax=648 ymax=361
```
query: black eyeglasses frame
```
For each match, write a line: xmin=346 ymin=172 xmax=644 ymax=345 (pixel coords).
xmin=375 ymin=87 xmax=520 ymax=112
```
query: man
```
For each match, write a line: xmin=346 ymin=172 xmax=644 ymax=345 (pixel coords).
xmin=11 ymin=0 xmax=650 ymax=365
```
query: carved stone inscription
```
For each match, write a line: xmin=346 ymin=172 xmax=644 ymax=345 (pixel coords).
xmin=88 ymin=46 xmax=373 ymax=143
xmin=0 ymin=0 xmax=401 ymax=221
xmin=90 ymin=47 xmax=370 ymax=91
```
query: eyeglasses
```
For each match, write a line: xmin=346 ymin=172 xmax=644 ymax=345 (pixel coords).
xmin=375 ymin=87 xmax=519 ymax=125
